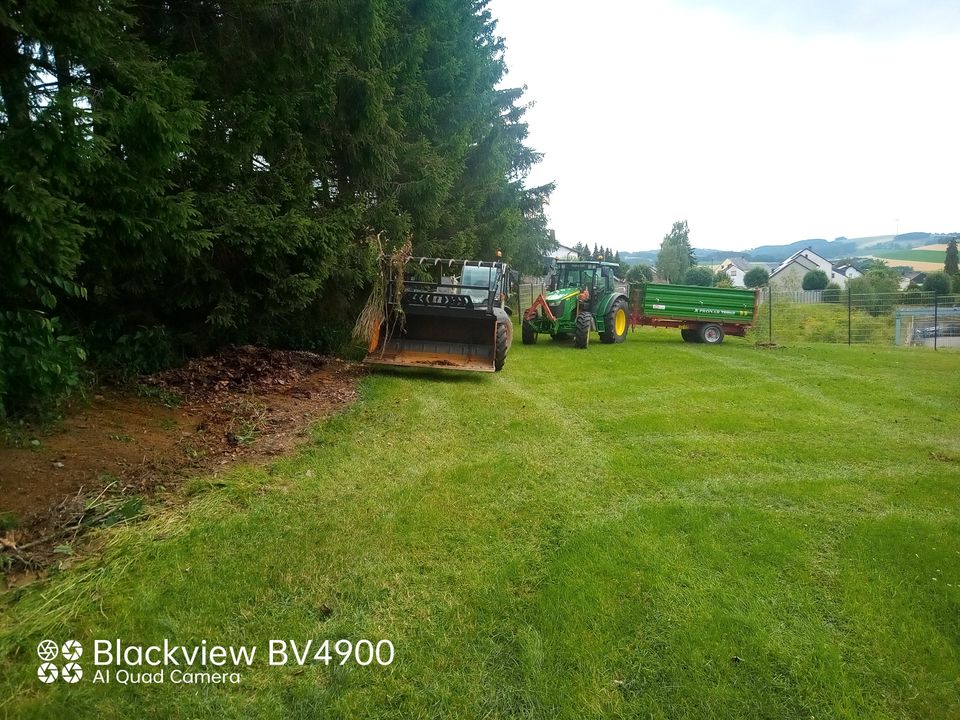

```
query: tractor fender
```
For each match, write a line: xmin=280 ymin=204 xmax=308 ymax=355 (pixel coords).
xmin=595 ymin=293 xmax=629 ymax=317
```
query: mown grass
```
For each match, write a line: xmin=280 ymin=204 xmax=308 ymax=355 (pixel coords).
xmin=1 ymin=331 xmax=958 ymax=719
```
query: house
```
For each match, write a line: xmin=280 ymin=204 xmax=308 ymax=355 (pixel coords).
xmin=768 ymin=248 xmax=853 ymax=290
xmin=551 ymin=242 xmax=581 ymax=261
xmin=716 ymin=257 xmax=754 ymax=287
xmin=899 ymin=271 xmax=927 ymax=290
xmin=833 ymin=264 xmax=863 ymax=281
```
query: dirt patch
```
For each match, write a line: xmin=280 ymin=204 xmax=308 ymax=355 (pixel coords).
xmin=0 ymin=347 xmax=362 ymax=577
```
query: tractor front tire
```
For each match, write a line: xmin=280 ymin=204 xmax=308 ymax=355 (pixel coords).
xmin=699 ymin=323 xmax=725 ymax=344
xmin=574 ymin=312 xmax=592 ymax=349
xmin=494 ymin=322 xmax=509 ymax=371
xmin=600 ymin=298 xmax=628 ymax=344
xmin=680 ymin=328 xmax=699 ymax=343
xmin=521 ymin=321 xmax=537 ymax=345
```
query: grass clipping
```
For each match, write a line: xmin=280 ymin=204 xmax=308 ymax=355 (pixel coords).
xmin=352 ymin=235 xmax=413 ymax=353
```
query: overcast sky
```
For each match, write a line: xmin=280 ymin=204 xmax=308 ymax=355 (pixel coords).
xmin=489 ymin=0 xmax=960 ymax=252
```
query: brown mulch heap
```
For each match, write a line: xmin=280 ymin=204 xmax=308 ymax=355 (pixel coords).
xmin=0 ymin=347 xmax=362 ymax=580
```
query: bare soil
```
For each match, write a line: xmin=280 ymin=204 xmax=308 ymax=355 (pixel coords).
xmin=0 ymin=347 xmax=361 ymax=577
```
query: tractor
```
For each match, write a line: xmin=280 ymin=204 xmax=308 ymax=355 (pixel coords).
xmin=522 ymin=260 xmax=629 ymax=348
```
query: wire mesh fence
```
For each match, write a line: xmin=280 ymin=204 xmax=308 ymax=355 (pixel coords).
xmin=755 ymin=289 xmax=960 ymax=349
xmin=512 ymin=282 xmax=960 ymax=349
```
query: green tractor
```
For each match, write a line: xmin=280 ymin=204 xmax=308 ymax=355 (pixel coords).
xmin=521 ymin=260 xmax=629 ymax=348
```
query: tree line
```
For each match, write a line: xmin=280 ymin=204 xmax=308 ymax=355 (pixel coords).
xmin=0 ymin=0 xmax=554 ymax=418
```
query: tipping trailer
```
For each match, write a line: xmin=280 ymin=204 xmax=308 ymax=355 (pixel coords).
xmin=629 ymin=283 xmax=759 ymax=344
xmin=364 ymin=257 xmax=514 ymax=372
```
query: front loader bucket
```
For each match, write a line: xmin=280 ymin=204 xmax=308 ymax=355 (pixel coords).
xmin=365 ymin=313 xmax=499 ymax=372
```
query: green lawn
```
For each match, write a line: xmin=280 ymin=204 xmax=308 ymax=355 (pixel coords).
xmin=2 ymin=332 xmax=959 ymax=719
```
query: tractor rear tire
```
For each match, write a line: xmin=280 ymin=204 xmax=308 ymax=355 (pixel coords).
xmin=699 ymin=323 xmax=724 ymax=344
xmin=574 ymin=311 xmax=592 ymax=349
xmin=522 ymin=321 xmax=537 ymax=345
xmin=680 ymin=329 xmax=699 ymax=343
xmin=494 ymin=322 xmax=509 ymax=371
xmin=600 ymin=298 xmax=628 ymax=344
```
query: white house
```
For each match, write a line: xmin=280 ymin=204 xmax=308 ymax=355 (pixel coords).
xmin=768 ymin=248 xmax=853 ymax=290
xmin=833 ymin=264 xmax=863 ymax=281
xmin=550 ymin=242 xmax=581 ymax=260
xmin=716 ymin=257 xmax=754 ymax=287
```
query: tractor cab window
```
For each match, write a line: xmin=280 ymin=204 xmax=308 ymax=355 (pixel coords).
xmin=555 ymin=265 xmax=596 ymax=290
xmin=459 ymin=266 xmax=495 ymax=305
xmin=600 ymin=266 xmax=614 ymax=290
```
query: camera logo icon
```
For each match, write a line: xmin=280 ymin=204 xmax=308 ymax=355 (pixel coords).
xmin=37 ymin=640 xmax=59 ymax=663
xmin=61 ymin=640 xmax=83 ymax=662
xmin=61 ymin=662 xmax=83 ymax=683
xmin=37 ymin=662 xmax=59 ymax=684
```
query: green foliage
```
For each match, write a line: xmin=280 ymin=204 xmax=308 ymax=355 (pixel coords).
xmin=656 ymin=220 xmax=694 ymax=283
xmin=0 ymin=0 xmax=553 ymax=416
xmin=0 ymin=311 xmax=86 ymax=419
xmin=954 ymin=274 xmax=960 ymax=294
xmin=744 ymin=266 xmax=769 ymax=288
xmin=945 ymin=238 xmax=959 ymax=276
xmin=922 ymin=271 xmax=952 ymax=295
xmin=822 ymin=282 xmax=842 ymax=303
xmin=683 ymin=266 xmax=714 ymax=286
xmin=801 ymin=269 xmax=829 ymax=290
xmin=713 ymin=271 xmax=733 ymax=289
xmin=626 ymin=264 xmax=653 ymax=285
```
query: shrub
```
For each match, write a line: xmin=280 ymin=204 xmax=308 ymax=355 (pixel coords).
xmin=744 ymin=267 xmax=769 ymax=288
xmin=0 ymin=311 xmax=86 ymax=420
xmin=922 ymin=271 xmax=952 ymax=295
xmin=684 ymin=266 xmax=714 ymax=286
xmin=802 ymin=269 xmax=829 ymax=290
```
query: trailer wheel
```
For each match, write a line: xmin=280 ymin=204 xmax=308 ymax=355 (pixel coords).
xmin=680 ymin=329 xmax=699 ymax=343
xmin=699 ymin=323 xmax=724 ymax=344
xmin=600 ymin=298 xmax=628 ymax=344
xmin=521 ymin=321 xmax=537 ymax=345
xmin=494 ymin=322 xmax=509 ymax=371
xmin=574 ymin=312 xmax=592 ymax=349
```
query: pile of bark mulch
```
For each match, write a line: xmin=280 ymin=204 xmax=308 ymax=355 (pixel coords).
xmin=1 ymin=347 xmax=363 ymax=582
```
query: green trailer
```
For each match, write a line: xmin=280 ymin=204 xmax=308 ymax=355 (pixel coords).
xmin=629 ymin=283 xmax=759 ymax=344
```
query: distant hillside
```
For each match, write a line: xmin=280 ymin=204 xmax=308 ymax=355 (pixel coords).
xmin=621 ymin=231 xmax=948 ymax=265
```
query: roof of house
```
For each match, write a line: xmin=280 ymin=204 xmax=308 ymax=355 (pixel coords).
xmin=722 ymin=257 xmax=752 ymax=272
xmin=770 ymin=248 xmax=830 ymax=278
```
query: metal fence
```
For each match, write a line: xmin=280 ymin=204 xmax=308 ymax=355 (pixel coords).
xmin=756 ymin=289 xmax=960 ymax=349
xmin=513 ymin=283 xmax=960 ymax=350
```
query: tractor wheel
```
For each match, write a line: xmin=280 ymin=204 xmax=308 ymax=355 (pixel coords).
xmin=494 ymin=322 xmax=509 ymax=371
xmin=521 ymin=321 xmax=537 ymax=345
xmin=680 ymin=329 xmax=699 ymax=343
xmin=699 ymin=323 xmax=725 ymax=345
xmin=574 ymin=311 xmax=592 ymax=349
xmin=600 ymin=298 xmax=628 ymax=344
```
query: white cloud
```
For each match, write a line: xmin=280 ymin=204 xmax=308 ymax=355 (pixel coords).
xmin=491 ymin=0 xmax=960 ymax=252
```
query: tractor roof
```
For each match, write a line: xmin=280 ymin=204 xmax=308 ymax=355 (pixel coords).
xmin=555 ymin=260 xmax=620 ymax=268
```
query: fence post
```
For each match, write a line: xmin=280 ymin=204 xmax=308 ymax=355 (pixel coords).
xmin=768 ymin=287 xmax=773 ymax=344
xmin=934 ymin=292 xmax=939 ymax=351
xmin=847 ymin=289 xmax=852 ymax=345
